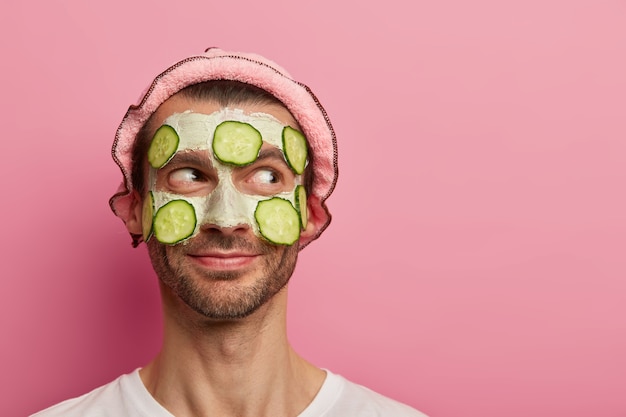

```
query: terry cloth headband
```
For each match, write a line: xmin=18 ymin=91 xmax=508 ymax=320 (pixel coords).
xmin=109 ymin=47 xmax=338 ymax=248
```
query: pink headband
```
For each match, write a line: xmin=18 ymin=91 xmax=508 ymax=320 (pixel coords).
xmin=109 ymin=48 xmax=338 ymax=247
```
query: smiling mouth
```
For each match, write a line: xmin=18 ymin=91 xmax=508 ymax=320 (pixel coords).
xmin=188 ymin=252 xmax=260 ymax=270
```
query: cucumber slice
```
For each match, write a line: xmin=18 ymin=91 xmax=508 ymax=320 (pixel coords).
xmin=295 ymin=185 xmax=308 ymax=230
xmin=282 ymin=126 xmax=308 ymax=175
xmin=148 ymin=125 xmax=179 ymax=168
xmin=213 ymin=121 xmax=262 ymax=166
xmin=142 ymin=191 xmax=154 ymax=241
xmin=255 ymin=197 xmax=300 ymax=245
xmin=153 ymin=200 xmax=197 ymax=244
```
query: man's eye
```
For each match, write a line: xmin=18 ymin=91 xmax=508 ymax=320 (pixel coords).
xmin=237 ymin=166 xmax=294 ymax=196
xmin=252 ymin=169 xmax=280 ymax=184
xmin=169 ymin=168 xmax=202 ymax=183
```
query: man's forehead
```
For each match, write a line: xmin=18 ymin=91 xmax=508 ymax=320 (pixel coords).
xmin=152 ymin=94 xmax=299 ymax=132
xmin=164 ymin=144 xmax=289 ymax=167
xmin=155 ymin=108 xmax=293 ymax=158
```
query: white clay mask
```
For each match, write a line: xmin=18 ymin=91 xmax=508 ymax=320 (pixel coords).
xmin=141 ymin=108 xmax=309 ymax=246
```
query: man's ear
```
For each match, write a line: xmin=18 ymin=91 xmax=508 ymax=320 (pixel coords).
xmin=125 ymin=190 xmax=144 ymax=236
xmin=298 ymin=194 xmax=330 ymax=248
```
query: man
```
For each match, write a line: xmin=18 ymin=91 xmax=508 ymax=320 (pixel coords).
xmin=33 ymin=48 xmax=427 ymax=416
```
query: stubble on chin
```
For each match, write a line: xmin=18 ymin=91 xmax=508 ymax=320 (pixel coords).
xmin=146 ymin=233 xmax=299 ymax=320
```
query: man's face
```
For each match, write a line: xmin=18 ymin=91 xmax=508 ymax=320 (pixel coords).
xmin=141 ymin=95 xmax=304 ymax=320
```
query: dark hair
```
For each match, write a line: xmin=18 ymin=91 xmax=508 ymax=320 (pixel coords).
xmin=130 ymin=80 xmax=314 ymax=196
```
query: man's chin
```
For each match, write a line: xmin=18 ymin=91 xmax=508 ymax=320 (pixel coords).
xmin=175 ymin=278 xmax=284 ymax=321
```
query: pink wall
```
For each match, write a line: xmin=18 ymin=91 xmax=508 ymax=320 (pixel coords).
xmin=2 ymin=1 xmax=625 ymax=416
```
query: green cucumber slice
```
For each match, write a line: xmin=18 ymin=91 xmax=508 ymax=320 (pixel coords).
xmin=213 ymin=121 xmax=262 ymax=166
xmin=255 ymin=197 xmax=300 ymax=245
xmin=153 ymin=200 xmax=197 ymax=244
xmin=282 ymin=126 xmax=308 ymax=175
xmin=295 ymin=185 xmax=308 ymax=230
xmin=148 ymin=125 xmax=179 ymax=168
xmin=142 ymin=191 xmax=154 ymax=241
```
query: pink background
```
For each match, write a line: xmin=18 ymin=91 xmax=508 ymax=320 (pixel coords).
xmin=2 ymin=1 xmax=625 ymax=416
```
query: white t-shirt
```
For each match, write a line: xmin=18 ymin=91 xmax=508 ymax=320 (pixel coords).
xmin=32 ymin=369 xmax=427 ymax=416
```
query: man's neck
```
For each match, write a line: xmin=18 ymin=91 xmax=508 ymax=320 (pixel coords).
xmin=139 ymin=284 xmax=325 ymax=417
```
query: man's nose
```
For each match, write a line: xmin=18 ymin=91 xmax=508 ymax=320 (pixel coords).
xmin=200 ymin=221 xmax=250 ymax=235
xmin=200 ymin=180 xmax=255 ymax=232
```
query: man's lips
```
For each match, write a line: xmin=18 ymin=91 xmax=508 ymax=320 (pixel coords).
xmin=187 ymin=251 xmax=260 ymax=270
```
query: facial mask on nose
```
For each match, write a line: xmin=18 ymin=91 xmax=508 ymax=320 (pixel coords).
xmin=142 ymin=109 xmax=308 ymax=246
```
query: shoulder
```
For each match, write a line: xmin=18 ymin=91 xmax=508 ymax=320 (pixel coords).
xmin=322 ymin=371 xmax=429 ymax=417
xmin=29 ymin=370 xmax=149 ymax=417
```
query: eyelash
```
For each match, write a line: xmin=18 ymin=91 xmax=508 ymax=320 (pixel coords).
xmin=162 ymin=165 xmax=291 ymax=195
xmin=168 ymin=168 xmax=207 ymax=184
xmin=252 ymin=168 xmax=282 ymax=184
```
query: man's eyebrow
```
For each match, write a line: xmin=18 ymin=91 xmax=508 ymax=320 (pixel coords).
xmin=255 ymin=147 xmax=287 ymax=163
xmin=166 ymin=151 xmax=212 ymax=167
